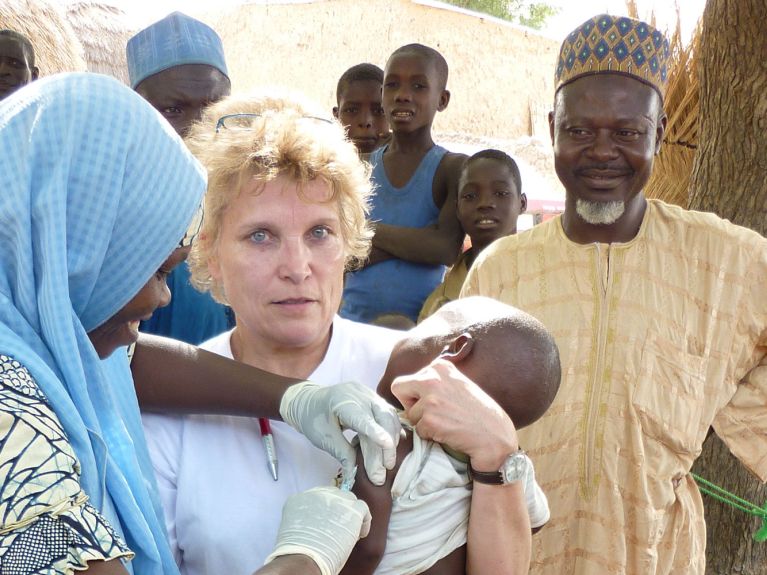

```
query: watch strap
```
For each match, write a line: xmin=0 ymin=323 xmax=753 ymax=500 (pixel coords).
xmin=469 ymin=448 xmax=526 ymax=485
xmin=468 ymin=464 xmax=505 ymax=484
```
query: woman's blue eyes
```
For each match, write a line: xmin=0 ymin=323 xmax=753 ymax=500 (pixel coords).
xmin=310 ymin=226 xmax=331 ymax=240
xmin=250 ymin=230 xmax=268 ymax=243
xmin=249 ymin=227 xmax=332 ymax=243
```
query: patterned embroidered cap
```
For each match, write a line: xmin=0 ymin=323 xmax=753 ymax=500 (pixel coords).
xmin=127 ymin=11 xmax=229 ymax=89
xmin=555 ymin=14 xmax=670 ymax=100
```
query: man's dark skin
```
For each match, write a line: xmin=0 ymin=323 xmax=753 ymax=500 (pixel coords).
xmin=135 ymin=63 xmax=231 ymax=137
xmin=549 ymin=74 xmax=667 ymax=244
xmin=0 ymin=32 xmax=38 ymax=100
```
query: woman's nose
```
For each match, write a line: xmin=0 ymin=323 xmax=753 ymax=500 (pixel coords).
xmin=278 ymin=237 xmax=312 ymax=282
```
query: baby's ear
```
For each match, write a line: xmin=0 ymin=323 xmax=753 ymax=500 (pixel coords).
xmin=440 ymin=332 xmax=474 ymax=364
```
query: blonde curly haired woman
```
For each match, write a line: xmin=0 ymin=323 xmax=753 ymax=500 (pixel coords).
xmin=141 ymin=92 xmax=404 ymax=575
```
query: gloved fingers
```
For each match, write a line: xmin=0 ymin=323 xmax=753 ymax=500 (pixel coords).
xmin=329 ymin=489 xmax=371 ymax=538
xmin=354 ymin=498 xmax=372 ymax=538
xmin=335 ymin=398 xmax=399 ymax=485
xmin=296 ymin=487 xmax=370 ymax=538
xmin=319 ymin=423 xmax=358 ymax=482
xmin=370 ymin=398 xmax=402 ymax=469
xmin=357 ymin=437 xmax=386 ymax=486
xmin=333 ymin=395 xmax=399 ymax=454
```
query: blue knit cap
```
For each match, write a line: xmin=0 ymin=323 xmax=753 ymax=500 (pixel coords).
xmin=127 ymin=12 xmax=229 ymax=89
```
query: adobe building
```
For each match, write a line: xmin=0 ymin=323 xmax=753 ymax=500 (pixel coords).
xmin=201 ymin=0 xmax=565 ymax=214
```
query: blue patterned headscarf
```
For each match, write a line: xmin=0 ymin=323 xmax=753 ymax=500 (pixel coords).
xmin=127 ymin=11 xmax=229 ymax=89
xmin=0 ymin=74 xmax=206 ymax=573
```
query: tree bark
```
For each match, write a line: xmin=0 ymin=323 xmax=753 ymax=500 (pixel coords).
xmin=687 ymin=0 xmax=767 ymax=573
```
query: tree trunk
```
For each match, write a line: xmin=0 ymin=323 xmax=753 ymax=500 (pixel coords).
xmin=687 ymin=0 xmax=767 ymax=573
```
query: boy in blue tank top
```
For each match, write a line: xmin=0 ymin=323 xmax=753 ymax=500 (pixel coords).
xmin=340 ymin=44 xmax=467 ymax=325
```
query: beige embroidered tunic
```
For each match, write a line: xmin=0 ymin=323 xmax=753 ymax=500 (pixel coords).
xmin=462 ymin=200 xmax=767 ymax=574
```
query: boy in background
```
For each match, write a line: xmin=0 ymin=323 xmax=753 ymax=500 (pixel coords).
xmin=127 ymin=12 xmax=234 ymax=344
xmin=341 ymin=44 xmax=467 ymax=326
xmin=418 ymin=149 xmax=527 ymax=321
xmin=333 ymin=63 xmax=389 ymax=156
xmin=341 ymin=296 xmax=560 ymax=575
xmin=0 ymin=29 xmax=38 ymax=100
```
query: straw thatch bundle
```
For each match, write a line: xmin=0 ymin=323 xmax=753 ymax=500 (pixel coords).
xmin=66 ymin=2 xmax=136 ymax=84
xmin=626 ymin=1 xmax=701 ymax=206
xmin=0 ymin=0 xmax=86 ymax=76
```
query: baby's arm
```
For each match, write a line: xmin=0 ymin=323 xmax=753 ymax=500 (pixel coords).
xmin=340 ymin=435 xmax=411 ymax=575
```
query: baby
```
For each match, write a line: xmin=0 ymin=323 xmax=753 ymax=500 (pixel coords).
xmin=342 ymin=296 xmax=561 ymax=575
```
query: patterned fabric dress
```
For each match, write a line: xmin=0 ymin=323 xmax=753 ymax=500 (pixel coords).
xmin=462 ymin=200 xmax=767 ymax=574
xmin=0 ymin=356 xmax=132 ymax=573
xmin=0 ymin=73 xmax=206 ymax=574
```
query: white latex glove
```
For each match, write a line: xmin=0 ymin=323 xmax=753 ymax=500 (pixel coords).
xmin=264 ymin=486 xmax=372 ymax=575
xmin=280 ymin=381 xmax=400 ymax=485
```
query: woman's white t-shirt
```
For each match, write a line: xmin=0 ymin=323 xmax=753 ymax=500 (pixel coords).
xmin=142 ymin=316 xmax=403 ymax=575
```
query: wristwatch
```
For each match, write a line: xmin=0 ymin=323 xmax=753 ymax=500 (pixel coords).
xmin=469 ymin=449 xmax=529 ymax=485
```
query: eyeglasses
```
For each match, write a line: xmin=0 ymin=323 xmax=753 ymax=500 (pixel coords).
xmin=179 ymin=204 xmax=203 ymax=248
xmin=215 ymin=113 xmax=334 ymax=133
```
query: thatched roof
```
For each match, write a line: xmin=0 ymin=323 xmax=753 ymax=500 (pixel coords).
xmin=626 ymin=1 xmax=701 ymax=207
xmin=645 ymin=22 xmax=700 ymax=207
xmin=0 ymin=0 xmax=86 ymax=76
xmin=66 ymin=2 xmax=136 ymax=84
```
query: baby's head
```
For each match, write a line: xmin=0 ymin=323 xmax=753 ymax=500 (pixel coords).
xmin=378 ymin=296 xmax=560 ymax=428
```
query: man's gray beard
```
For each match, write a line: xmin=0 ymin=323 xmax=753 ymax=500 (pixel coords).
xmin=575 ymin=199 xmax=625 ymax=225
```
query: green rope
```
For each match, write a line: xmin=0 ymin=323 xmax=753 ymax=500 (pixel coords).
xmin=692 ymin=473 xmax=767 ymax=542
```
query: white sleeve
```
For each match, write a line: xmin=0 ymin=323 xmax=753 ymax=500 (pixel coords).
xmin=142 ymin=412 xmax=185 ymax=565
xmin=523 ymin=456 xmax=550 ymax=529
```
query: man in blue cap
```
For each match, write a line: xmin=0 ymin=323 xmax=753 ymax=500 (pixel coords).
xmin=127 ymin=12 xmax=234 ymax=343
xmin=460 ymin=13 xmax=767 ymax=574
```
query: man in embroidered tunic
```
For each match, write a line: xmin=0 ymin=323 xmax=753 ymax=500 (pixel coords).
xmin=461 ymin=14 xmax=767 ymax=574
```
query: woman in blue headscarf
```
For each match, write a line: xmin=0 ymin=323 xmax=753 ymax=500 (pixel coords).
xmin=0 ymin=74 xmax=383 ymax=575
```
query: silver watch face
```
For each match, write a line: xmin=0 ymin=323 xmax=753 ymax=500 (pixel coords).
xmin=501 ymin=452 xmax=528 ymax=483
